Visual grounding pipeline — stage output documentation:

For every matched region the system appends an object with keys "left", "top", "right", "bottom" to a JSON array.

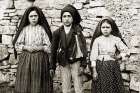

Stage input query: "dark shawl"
[
  {"left": 61, "top": 4, "right": 82, "bottom": 25},
  {"left": 13, "top": 6, "right": 52, "bottom": 58},
  {"left": 13, "top": 6, "right": 52, "bottom": 45},
  {"left": 90, "top": 16, "right": 127, "bottom": 50}
]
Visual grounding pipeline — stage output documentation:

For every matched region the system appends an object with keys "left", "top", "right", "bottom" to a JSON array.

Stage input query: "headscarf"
[
  {"left": 13, "top": 6, "right": 52, "bottom": 59},
  {"left": 90, "top": 16, "right": 127, "bottom": 50},
  {"left": 13, "top": 6, "right": 52, "bottom": 45},
  {"left": 61, "top": 4, "right": 82, "bottom": 25}
]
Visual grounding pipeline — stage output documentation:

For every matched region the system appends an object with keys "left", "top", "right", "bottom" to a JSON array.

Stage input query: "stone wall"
[{"left": 0, "top": 0, "right": 140, "bottom": 92}]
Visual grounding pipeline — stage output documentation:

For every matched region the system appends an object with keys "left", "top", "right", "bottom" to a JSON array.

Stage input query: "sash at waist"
[{"left": 97, "top": 55, "right": 115, "bottom": 61}]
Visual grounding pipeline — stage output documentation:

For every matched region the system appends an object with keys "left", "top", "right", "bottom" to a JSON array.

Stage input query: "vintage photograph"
[{"left": 0, "top": 0, "right": 140, "bottom": 93}]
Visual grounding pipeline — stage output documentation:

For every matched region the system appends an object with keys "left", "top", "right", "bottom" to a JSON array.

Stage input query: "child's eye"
[
  {"left": 102, "top": 27, "right": 105, "bottom": 28},
  {"left": 62, "top": 15, "right": 66, "bottom": 18},
  {"left": 102, "top": 26, "right": 110, "bottom": 28},
  {"left": 29, "top": 15, "right": 33, "bottom": 17},
  {"left": 34, "top": 15, "right": 38, "bottom": 17},
  {"left": 106, "top": 26, "right": 110, "bottom": 28},
  {"left": 63, "top": 15, "right": 72, "bottom": 18},
  {"left": 67, "top": 15, "right": 72, "bottom": 17},
  {"left": 29, "top": 15, "right": 38, "bottom": 17}
]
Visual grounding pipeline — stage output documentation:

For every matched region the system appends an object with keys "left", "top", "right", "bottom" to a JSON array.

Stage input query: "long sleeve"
[
  {"left": 115, "top": 38, "right": 129, "bottom": 58},
  {"left": 42, "top": 29, "right": 51, "bottom": 53},
  {"left": 78, "top": 28, "right": 88, "bottom": 58},
  {"left": 50, "top": 30, "right": 60, "bottom": 70},
  {"left": 90, "top": 39, "right": 99, "bottom": 66},
  {"left": 76, "top": 26, "right": 88, "bottom": 68},
  {"left": 15, "top": 29, "right": 25, "bottom": 54}
]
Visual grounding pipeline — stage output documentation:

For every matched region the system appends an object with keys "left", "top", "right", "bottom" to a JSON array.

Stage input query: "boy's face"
[
  {"left": 28, "top": 10, "right": 39, "bottom": 26},
  {"left": 62, "top": 12, "right": 73, "bottom": 27},
  {"left": 101, "top": 22, "right": 112, "bottom": 37}
]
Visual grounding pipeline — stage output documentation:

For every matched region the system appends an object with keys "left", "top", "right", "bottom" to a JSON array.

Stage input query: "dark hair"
[
  {"left": 61, "top": 4, "right": 82, "bottom": 25},
  {"left": 90, "top": 16, "right": 127, "bottom": 49},
  {"left": 13, "top": 6, "right": 52, "bottom": 45},
  {"left": 13, "top": 6, "right": 52, "bottom": 59}
]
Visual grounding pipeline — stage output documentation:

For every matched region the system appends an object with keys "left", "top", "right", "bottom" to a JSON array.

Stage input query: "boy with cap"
[{"left": 50, "top": 4, "right": 87, "bottom": 93}]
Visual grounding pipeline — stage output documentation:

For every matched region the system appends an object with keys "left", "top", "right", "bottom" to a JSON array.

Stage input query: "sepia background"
[{"left": 0, "top": 0, "right": 140, "bottom": 93}]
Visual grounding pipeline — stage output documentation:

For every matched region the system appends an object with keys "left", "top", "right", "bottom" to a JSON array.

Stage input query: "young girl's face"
[
  {"left": 101, "top": 21, "right": 112, "bottom": 37},
  {"left": 28, "top": 10, "right": 39, "bottom": 26}
]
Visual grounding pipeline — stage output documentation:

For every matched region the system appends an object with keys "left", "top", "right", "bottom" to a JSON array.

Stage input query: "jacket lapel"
[
  {"left": 60, "top": 26, "right": 67, "bottom": 49},
  {"left": 59, "top": 25, "right": 75, "bottom": 48},
  {"left": 67, "top": 25, "right": 75, "bottom": 46}
]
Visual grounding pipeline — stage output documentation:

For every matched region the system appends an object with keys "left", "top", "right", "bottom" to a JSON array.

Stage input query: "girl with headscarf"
[
  {"left": 90, "top": 16, "right": 129, "bottom": 93},
  {"left": 13, "top": 6, "right": 53, "bottom": 93}
]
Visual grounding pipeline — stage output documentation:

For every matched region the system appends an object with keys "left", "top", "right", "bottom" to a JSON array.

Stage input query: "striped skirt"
[
  {"left": 14, "top": 51, "right": 53, "bottom": 93},
  {"left": 92, "top": 60, "right": 125, "bottom": 93}
]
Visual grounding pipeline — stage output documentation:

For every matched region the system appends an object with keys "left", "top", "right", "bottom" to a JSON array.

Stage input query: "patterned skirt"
[
  {"left": 14, "top": 51, "right": 53, "bottom": 93},
  {"left": 92, "top": 60, "right": 125, "bottom": 93}
]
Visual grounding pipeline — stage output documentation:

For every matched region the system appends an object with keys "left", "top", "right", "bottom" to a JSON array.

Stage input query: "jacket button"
[{"left": 69, "top": 57, "right": 73, "bottom": 60}]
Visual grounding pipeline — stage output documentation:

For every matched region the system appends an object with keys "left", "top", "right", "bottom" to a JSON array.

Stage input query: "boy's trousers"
[{"left": 61, "top": 61, "right": 83, "bottom": 93}]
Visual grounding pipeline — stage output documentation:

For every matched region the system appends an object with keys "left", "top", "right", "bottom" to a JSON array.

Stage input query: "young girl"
[
  {"left": 90, "top": 16, "right": 129, "bottom": 93},
  {"left": 13, "top": 6, "right": 53, "bottom": 93}
]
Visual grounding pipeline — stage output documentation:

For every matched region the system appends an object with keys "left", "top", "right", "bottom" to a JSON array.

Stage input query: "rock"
[
  {"left": 9, "top": 54, "right": 18, "bottom": 65},
  {"left": 0, "top": 71, "right": 9, "bottom": 84},
  {"left": 2, "top": 26, "right": 16, "bottom": 34},
  {"left": 5, "top": 0, "right": 15, "bottom": 9},
  {"left": 89, "top": 1, "right": 105, "bottom": 8},
  {"left": 86, "top": 38, "right": 91, "bottom": 51},
  {"left": 76, "top": 0, "right": 88, "bottom": 3},
  {"left": 82, "top": 31, "right": 90, "bottom": 38},
  {"left": 50, "top": 26, "right": 59, "bottom": 32},
  {"left": 78, "top": 9, "right": 89, "bottom": 19},
  {"left": 130, "top": 48, "right": 140, "bottom": 54},
  {"left": 73, "top": 2, "right": 83, "bottom": 10},
  {"left": 34, "top": 0, "right": 54, "bottom": 9},
  {"left": 122, "top": 73, "right": 130, "bottom": 81},
  {"left": 126, "top": 63, "right": 140, "bottom": 73},
  {"left": 83, "top": 28, "right": 94, "bottom": 37},
  {"left": 130, "top": 3, "right": 140, "bottom": 9},
  {"left": 5, "top": 9, "right": 16, "bottom": 13},
  {"left": 130, "top": 36, "right": 140, "bottom": 47},
  {"left": 52, "top": 22, "right": 62, "bottom": 27},
  {"left": 130, "top": 74, "right": 140, "bottom": 91},
  {"left": 80, "top": 21, "right": 95, "bottom": 29},
  {"left": 45, "top": 9, "right": 61, "bottom": 18},
  {"left": 16, "top": 9, "right": 25, "bottom": 16},
  {"left": 53, "top": 0, "right": 74, "bottom": 8},
  {"left": 15, "top": 0, "right": 33, "bottom": 9},
  {"left": 129, "top": 54, "right": 140, "bottom": 62},
  {"left": 120, "top": 62, "right": 125, "bottom": 71},
  {"left": 87, "top": 7, "right": 112, "bottom": 17},
  {"left": 123, "top": 81, "right": 130, "bottom": 86},
  {"left": 0, "top": 19, "right": 10, "bottom": 25},
  {"left": 83, "top": 80, "right": 92, "bottom": 90},
  {"left": 2, "top": 35, "right": 13, "bottom": 44},
  {"left": 11, "top": 65, "right": 17, "bottom": 69},
  {"left": 0, "top": 45, "right": 9, "bottom": 61},
  {"left": 2, "top": 16, "right": 11, "bottom": 20},
  {"left": 0, "top": 65, "right": 10, "bottom": 70},
  {"left": 9, "top": 68, "right": 17, "bottom": 73}
]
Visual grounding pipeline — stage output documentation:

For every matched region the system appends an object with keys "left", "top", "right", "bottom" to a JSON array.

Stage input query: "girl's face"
[
  {"left": 101, "top": 21, "right": 112, "bottom": 37},
  {"left": 62, "top": 12, "right": 73, "bottom": 27},
  {"left": 28, "top": 10, "right": 39, "bottom": 26}
]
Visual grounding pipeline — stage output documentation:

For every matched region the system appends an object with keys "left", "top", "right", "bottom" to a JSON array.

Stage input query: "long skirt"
[
  {"left": 14, "top": 51, "right": 53, "bottom": 93},
  {"left": 92, "top": 60, "right": 125, "bottom": 93}
]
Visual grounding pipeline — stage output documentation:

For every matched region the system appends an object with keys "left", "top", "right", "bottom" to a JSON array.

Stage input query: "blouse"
[
  {"left": 90, "top": 35, "right": 128, "bottom": 66},
  {"left": 15, "top": 25, "right": 51, "bottom": 53}
]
